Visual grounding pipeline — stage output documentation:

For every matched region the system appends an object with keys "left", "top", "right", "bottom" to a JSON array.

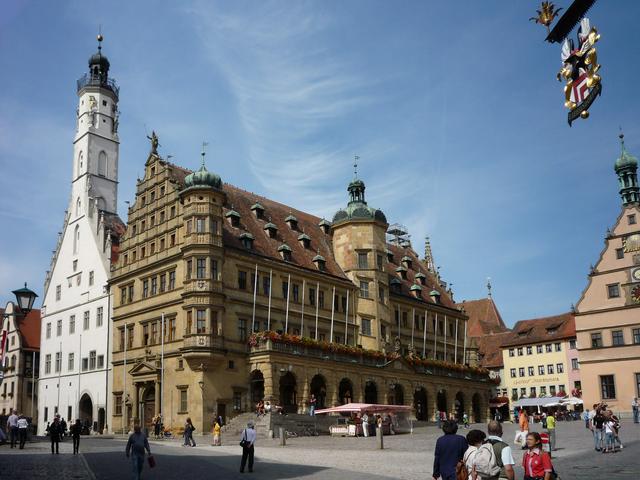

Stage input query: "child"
[{"left": 212, "top": 421, "right": 221, "bottom": 446}]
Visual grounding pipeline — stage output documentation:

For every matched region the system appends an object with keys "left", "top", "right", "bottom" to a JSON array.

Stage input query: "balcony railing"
[
  {"left": 77, "top": 73, "right": 120, "bottom": 98},
  {"left": 182, "top": 334, "right": 225, "bottom": 351},
  {"left": 249, "top": 339, "right": 489, "bottom": 382}
]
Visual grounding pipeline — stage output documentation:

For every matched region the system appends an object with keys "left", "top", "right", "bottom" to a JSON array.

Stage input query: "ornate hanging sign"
[{"left": 530, "top": 0, "right": 602, "bottom": 126}]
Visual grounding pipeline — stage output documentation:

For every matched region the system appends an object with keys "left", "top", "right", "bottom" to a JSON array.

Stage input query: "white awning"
[{"left": 512, "top": 396, "right": 565, "bottom": 408}]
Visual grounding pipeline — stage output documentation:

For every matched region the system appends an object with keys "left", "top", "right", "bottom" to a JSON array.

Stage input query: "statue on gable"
[{"left": 147, "top": 130, "right": 159, "bottom": 155}]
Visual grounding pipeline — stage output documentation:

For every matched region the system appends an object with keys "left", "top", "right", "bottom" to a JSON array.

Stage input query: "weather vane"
[
  {"left": 530, "top": 0, "right": 601, "bottom": 126},
  {"left": 201, "top": 141, "right": 209, "bottom": 166},
  {"left": 353, "top": 155, "right": 359, "bottom": 179}
]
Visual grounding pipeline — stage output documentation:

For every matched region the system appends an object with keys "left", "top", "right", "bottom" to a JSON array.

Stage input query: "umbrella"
[{"left": 560, "top": 396, "right": 583, "bottom": 406}]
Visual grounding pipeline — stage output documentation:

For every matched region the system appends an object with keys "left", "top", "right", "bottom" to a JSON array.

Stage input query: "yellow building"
[
  {"left": 109, "top": 142, "right": 493, "bottom": 434},
  {"left": 501, "top": 313, "right": 577, "bottom": 404},
  {"left": 575, "top": 135, "right": 640, "bottom": 415}
]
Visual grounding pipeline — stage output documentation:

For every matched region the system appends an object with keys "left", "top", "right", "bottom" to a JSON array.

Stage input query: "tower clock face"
[
  {"left": 632, "top": 285, "right": 640, "bottom": 303},
  {"left": 633, "top": 268, "right": 640, "bottom": 282}
]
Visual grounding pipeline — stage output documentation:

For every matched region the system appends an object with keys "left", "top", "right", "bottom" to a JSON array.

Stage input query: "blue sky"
[{"left": 1, "top": 1, "right": 639, "bottom": 326}]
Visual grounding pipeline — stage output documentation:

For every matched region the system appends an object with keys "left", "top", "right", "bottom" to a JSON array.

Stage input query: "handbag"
[
  {"left": 147, "top": 455, "right": 156, "bottom": 468},
  {"left": 239, "top": 430, "right": 247, "bottom": 447},
  {"left": 455, "top": 459, "right": 469, "bottom": 480}
]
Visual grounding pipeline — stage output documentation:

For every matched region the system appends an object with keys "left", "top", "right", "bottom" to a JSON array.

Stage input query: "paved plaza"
[{"left": 1, "top": 420, "right": 638, "bottom": 479}]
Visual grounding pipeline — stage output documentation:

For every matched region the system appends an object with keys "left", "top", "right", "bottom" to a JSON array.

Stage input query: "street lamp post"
[{"left": 0, "top": 283, "right": 38, "bottom": 387}]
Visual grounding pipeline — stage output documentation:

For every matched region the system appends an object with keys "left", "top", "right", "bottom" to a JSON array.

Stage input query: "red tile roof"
[
  {"left": 475, "top": 331, "right": 512, "bottom": 369},
  {"left": 456, "top": 298, "right": 508, "bottom": 337},
  {"left": 17, "top": 309, "right": 41, "bottom": 351},
  {"left": 500, "top": 312, "right": 575, "bottom": 348}
]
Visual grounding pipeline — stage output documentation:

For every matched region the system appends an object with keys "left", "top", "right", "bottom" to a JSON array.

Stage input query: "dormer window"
[
  {"left": 240, "top": 232, "right": 254, "bottom": 250},
  {"left": 225, "top": 208, "right": 241, "bottom": 227},
  {"left": 285, "top": 214, "right": 298, "bottom": 230},
  {"left": 415, "top": 272, "right": 426, "bottom": 285},
  {"left": 313, "top": 253, "right": 326, "bottom": 271},
  {"left": 429, "top": 289, "right": 441, "bottom": 304},
  {"left": 395, "top": 265, "right": 407, "bottom": 280},
  {"left": 278, "top": 244, "right": 292, "bottom": 262},
  {"left": 298, "top": 233, "right": 311, "bottom": 249},
  {"left": 402, "top": 256, "right": 412, "bottom": 269},
  {"left": 251, "top": 202, "right": 265, "bottom": 219},
  {"left": 390, "top": 278, "right": 402, "bottom": 293},
  {"left": 318, "top": 218, "right": 331, "bottom": 234},
  {"left": 264, "top": 221, "right": 278, "bottom": 238},
  {"left": 410, "top": 284, "right": 422, "bottom": 298}
]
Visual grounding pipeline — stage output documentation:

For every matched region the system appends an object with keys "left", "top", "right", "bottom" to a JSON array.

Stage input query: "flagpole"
[
  {"left": 57, "top": 341, "right": 62, "bottom": 413},
  {"left": 301, "top": 279, "right": 306, "bottom": 336},
  {"left": 251, "top": 264, "right": 258, "bottom": 332},
  {"left": 123, "top": 325, "right": 127, "bottom": 434},
  {"left": 463, "top": 319, "right": 467, "bottom": 365},
  {"left": 454, "top": 318, "right": 459, "bottom": 364},
  {"left": 285, "top": 274, "right": 291, "bottom": 333},
  {"left": 433, "top": 313, "right": 437, "bottom": 360},
  {"left": 344, "top": 290, "right": 349, "bottom": 345},
  {"left": 314, "top": 282, "right": 319, "bottom": 339},
  {"left": 422, "top": 309, "right": 427, "bottom": 358},
  {"left": 330, "top": 286, "right": 336, "bottom": 343},
  {"left": 31, "top": 351, "right": 35, "bottom": 420},
  {"left": 444, "top": 315, "right": 447, "bottom": 361},
  {"left": 411, "top": 308, "right": 415, "bottom": 348},
  {"left": 267, "top": 270, "right": 273, "bottom": 330}
]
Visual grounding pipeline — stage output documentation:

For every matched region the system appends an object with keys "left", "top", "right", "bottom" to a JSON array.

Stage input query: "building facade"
[
  {"left": 109, "top": 146, "right": 493, "bottom": 434},
  {"left": 37, "top": 39, "right": 123, "bottom": 434},
  {"left": 575, "top": 135, "right": 640, "bottom": 415},
  {"left": 501, "top": 313, "right": 577, "bottom": 402},
  {"left": 0, "top": 304, "right": 40, "bottom": 421}
]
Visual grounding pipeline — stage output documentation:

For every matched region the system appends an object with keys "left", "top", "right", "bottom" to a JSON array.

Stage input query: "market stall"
[{"left": 315, "top": 403, "right": 413, "bottom": 436}]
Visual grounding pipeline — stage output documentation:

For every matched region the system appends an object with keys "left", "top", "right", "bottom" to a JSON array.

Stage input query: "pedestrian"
[
  {"left": 309, "top": 394, "right": 317, "bottom": 416},
  {"left": 608, "top": 411, "right": 624, "bottom": 450},
  {"left": 632, "top": 398, "right": 639, "bottom": 424},
  {"left": 544, "top": 411, "right": 556, "bottom": 451},
  {"left": 592, "top": 408, "right": 606, "bottom": 451},
  {"left": 7, "top": 409, "right": 19, "bottom": 448},
  {"left": 240, "top": 421, "right": 256, "bottom": 473},
  {"left": 126, "top": 424, "right": 151, "bottom": 480},
  {"left": 183, "top": 417, "right": 196, "bottom": 447},
  {"left": 17, "top": 414, "right": 28, "bottom": 449},
  {"left": 60, "top": 417, "right": 68, "bottom": 440},
  {"left": 583, "top": 409, "right": 590, "bottom": 429},
  {"left": 49, "top": 416, "right": 63, "bottom": 454},
  {"left": 518, "top": 410, "right": 529, "bottom": 449},
  {"left": 212, "top": 420, "right": 221, "bottom": 446},
  {"left": 462, "top": 412, "right": 469, "bottom": 429},
  {"left": 432, "top": 420, "right": 468, "bottom": 480},
  {"left": 362, "top": 412, "right": 369, "bottom": 437},
  {"left": 70, "top": 419, "right": 82, "bottom": 454},
  {"left": 463, "top": 429, "right": 486, "bottom": 480},
  {"left": 522, "top": 432, "right": 554, "bottom": 480}
]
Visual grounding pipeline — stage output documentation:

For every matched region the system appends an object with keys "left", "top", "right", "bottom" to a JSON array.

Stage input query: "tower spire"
[
  {"left": 487, "top": 277, "right": 492, "bottom": 298},
  {"left": 614, "top": 131, "right": 639, "bottom": 206}
]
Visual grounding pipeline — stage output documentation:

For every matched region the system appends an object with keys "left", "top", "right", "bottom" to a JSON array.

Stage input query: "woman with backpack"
[
  {"left": 522, "top": 432, "right": 554, "bottom": 480},
  {"left": 463, "top": 429, "right": 486, "bottom": 479}
]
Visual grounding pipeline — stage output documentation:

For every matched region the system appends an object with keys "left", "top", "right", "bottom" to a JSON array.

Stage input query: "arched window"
[
  {"left": 77, "top": 151, "right": 84, "bottom": 177},
  {"left": 76, "top": 197, "right": 81, "bottom": 216},
  {"left": 98, "top": 151, "right": 107, "bottom": 177},
  {"left": 73, "top": 225, "right": 80, "bottom": 254}
]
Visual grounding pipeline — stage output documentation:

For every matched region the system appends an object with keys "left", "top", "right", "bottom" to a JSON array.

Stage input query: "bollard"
[
  {"left": 376, "top": 426, "right": 384, "bottom": 449},
  {"left": 279, "top": 427, "right": 286, "bottom": 446}
]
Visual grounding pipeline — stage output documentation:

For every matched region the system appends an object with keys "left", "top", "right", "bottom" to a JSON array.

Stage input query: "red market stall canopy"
[{"left": 315, "top": 403, "right": 413, "bottom": 415}]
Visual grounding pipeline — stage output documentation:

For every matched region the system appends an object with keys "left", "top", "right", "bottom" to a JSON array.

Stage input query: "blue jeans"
[
  {"left": 605, "top": 432, "right": 614, "bottom": 450},
  {"left": 309, "top": 406, "right": 315, "bottom": 416},
  {"left": 634, "top": 408, "right": 639, "bottom": 423},
  {"left": 131, "top": 454, "right": 144, "bottom": 480},
  {"left": 594, "top": 429, "right": 603, "bottom": 449}
]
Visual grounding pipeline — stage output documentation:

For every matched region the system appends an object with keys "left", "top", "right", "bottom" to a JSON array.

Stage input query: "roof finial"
[
  {"left": 619, "top": 127, "right": 626, "bottom": 151},
  {"left": 487, "top": 277, "right": 492, "bottom": 298},
  {"left": 97, "top": 25, "right": 103, "bottom": 52},
  {"left": 353, "top": 155, "right": 359, "bottom": 179},
  {"left": 201, "top": 141, "right": 209, "bottom": 167}
]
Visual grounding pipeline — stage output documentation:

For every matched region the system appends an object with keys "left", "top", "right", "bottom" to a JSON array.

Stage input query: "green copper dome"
[
  {"left": 615, "top": 136, "right": 638, "bottom": 170},
  {"left": 184, "top": 163, "right": 222, "bottom": 190},
  {"left": 333, "top": 177, "right": 387, "bottom": 225}
]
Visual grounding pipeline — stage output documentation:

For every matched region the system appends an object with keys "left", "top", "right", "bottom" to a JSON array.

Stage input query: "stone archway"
[
  {"left": 79, "top": 393, "right": 93, "bottom": 433},
  {"left": 365, "top": 381, "right": 378, "bottom": 404},
  {"left": 390, "top": 383, "right": 404, "bottom": 405},
  {"left": 250, "top": 370, "right": 265, "bottom": 404},
  {"left": 437, "top": 389, "right": 447, "bottom": 415},
  {"left": 414, "top": 388, "right": 428, "bottom": 421},
  {"left": 310, "top": 374, "right": 327, "bottom": 409},
  {"left": 279, "top": 372, "right": 297, "bottom": 413},
  {"left": 455, "top": 391, "right": 465, "bottom": 422},
  {"left": 338, "top": 378, "right": 353, "bottom": 405},
  {"left": 472, "top": 393, "right": 482, "bottom": 423}
]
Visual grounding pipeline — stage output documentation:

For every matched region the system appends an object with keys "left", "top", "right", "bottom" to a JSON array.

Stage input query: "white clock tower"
[{"left": 38, "top": 36, "right": 124, "bottom": 435}]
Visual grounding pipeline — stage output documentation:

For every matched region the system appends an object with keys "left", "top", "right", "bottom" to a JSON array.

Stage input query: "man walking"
[
  {"left": 17, "top": 414, "right": 29, "bottom": 449},
  {"left": 70, "top": 419, "right": 82, "bottom": 454},
  {"left": 362, "top": 412, "right": 369, "bottom": 437},
  {"left": 632, "top": 398, "right": 639, "bottom": 424},
  {"left": 592, "top": 408, "right": 606, "bottom": 451},
  {"left": 485, "top": 420, "right": 515, "bottom": 480},
  {"left": 544, "top": 411, "right": 556, "bottom": 451},
  {"left": 309, "top": 394, "right": 317, "bottom": 416},
  {"left": 432, "top": 420, "right": 468, "bottom": 480},
  {"left": 49, "top": 415, "right": 63, "bottom": 454},
  {"left": 126, "top": 424, "right": 151, "bottom": 480},
  {"left": 240, "top": 421, "right": 257, "bottom": 473},
  {"left": 7, "top": 409, "right": 19, "bottom": 448}
]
